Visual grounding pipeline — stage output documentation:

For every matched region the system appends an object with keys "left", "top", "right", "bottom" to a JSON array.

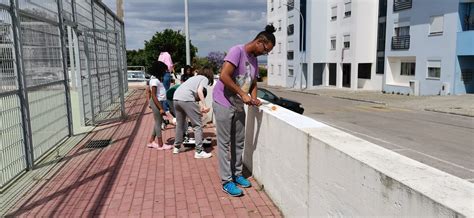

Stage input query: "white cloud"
[{"left": 102, "top": 0, "right": 267, "bottom": 56}]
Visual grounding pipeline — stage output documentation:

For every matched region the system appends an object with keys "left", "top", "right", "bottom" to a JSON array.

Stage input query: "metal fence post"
[
  {"left": 57, "top": 0, "right": 74, "bottom": 137},
  {"left": 90, "top": 2, "right": 103, "bottom": 112},
  {"left": 10, "top": 0, "right": 34, "bottom": 169},
  {"left": 114, "top": 32, "right": 126, "bottom": 117},
  {"left": 83, "top": 33, "right": 96, "bottom": 125}
]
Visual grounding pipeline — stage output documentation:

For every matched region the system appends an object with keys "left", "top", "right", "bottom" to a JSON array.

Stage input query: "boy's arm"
[{"left": 219, "top": 61, "right": 251, "bottom": 104}]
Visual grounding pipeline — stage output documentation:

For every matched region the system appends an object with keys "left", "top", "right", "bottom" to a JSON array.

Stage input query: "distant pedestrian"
[
  {"left": 181, "top": 65, "right": 194, "bottom": 83},
  {"left": 172, "top": 67, "right": 214, "bottom": 159},
  {"left": 147, "top": 60, "right": 173, "bottom": 150},
  {"left": 213, "top": 25, "right": 276, "bottom": 197},
  {"left": 158, "top": 45, "right": 174, "bottom": 89}
]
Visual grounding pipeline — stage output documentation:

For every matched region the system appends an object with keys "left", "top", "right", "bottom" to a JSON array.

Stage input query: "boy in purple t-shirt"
[{"left": 212, "top": 25, "right": 276, "bottom": 197}]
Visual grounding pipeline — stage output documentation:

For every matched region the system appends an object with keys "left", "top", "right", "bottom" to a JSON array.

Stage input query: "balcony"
[
  {"left": 391, "top": 35, "right": 410, "bottom": 50},
  {"left": 457, "top": 31, "right": 474, "bottom": 55},
  {"left": 393, "top": 0, "right": 412, "bottom": 12}
]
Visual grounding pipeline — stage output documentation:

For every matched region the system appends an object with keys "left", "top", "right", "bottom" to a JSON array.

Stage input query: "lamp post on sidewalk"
[
  {"left": 281, "top": 2, "right": 305, "bottom": 90},
  {"left": 184, "top": 0, "right": 191, "bottom": 65}
]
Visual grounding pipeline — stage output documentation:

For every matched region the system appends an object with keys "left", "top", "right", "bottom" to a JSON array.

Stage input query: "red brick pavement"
[{"left": 6, "top": 88, "right": 282, "bottom": 217}]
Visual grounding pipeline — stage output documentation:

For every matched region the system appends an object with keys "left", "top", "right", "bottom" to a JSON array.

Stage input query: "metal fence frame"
[{"left": 0, "top": 0, "right": 127, "bottom": 190}]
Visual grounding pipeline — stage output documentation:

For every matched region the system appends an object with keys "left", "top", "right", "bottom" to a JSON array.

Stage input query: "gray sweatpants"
[
  {"left": 149, "top": 99, "right": 163, "bottom": 137},
  {"left": 173, "top": 100, "right": 204, "bottom": 152},
  {"left": 213, "top": 101, "right": 246, "bottom": 185}
]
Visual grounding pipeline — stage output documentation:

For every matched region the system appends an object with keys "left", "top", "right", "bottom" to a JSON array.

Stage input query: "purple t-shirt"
[{"left": 213, "top": 45, "right": 258, "bottom": 108}]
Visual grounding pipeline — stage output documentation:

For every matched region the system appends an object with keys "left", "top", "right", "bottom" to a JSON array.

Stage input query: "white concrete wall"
[{"left": 243, "top": 102, "right": 474, "bottom": 217}]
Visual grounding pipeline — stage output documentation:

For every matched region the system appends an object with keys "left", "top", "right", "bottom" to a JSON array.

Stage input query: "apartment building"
[
  {"left": 455, "top": 1, "right": 474, "bottom": 94},
  {"left": 268, "top": 0, "right": 473, "bottom": 95},
  {"left": 267, "top": 0, "right": 300, "bottom": 87},
  {"left": 267, "top": 0, "right": 382, "bottom": 90},
  {"left": 384, "top": 0, "right": 462, "bottom": 95}
]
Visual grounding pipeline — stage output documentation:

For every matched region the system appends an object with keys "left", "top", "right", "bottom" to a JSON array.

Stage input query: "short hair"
[{"left": 198, "top": 66, "right": 214, "bottom": 86}]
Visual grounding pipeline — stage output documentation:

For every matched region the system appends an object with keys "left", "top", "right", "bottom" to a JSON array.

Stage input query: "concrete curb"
[
  {"left": 331, "top": 96, "right": 387, "bottom": 105},
  {"left": 424, "top": 108, "right": 474, "bottom": 118}
]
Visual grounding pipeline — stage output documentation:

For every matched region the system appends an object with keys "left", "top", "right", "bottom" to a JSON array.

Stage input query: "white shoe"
[
  {"left": 194, "top": 151, "right": 212, "bottom": 159},
  {"left": 173, "top": 147, "right": 180, "bottom": 154}
]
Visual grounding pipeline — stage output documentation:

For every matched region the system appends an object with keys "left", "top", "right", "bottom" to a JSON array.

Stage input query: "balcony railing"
[
  {"left": 393, "top": 0, "right": 412, "bottom": 11},
  {"left": 391, "top": 35, "right": 410, "bottom": 50}
]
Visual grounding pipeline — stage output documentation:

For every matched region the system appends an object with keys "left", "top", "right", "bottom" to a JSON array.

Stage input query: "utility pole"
[
  {"left": 184, "top": 0, "right": 191, "bottom": 65},
  {"left": 116, "top": 0, "right": 124, "bottom": 21}
]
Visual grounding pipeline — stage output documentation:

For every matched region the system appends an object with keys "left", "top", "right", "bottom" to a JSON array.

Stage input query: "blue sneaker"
[
  {"left": 222, "top": 182, "right": 243, "bottom": 197},
  {"left": 234, "top": 176, "right": 252, "bottom": 188}
]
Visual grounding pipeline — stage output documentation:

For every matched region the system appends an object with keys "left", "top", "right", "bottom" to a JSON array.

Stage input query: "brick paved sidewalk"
[{"left": 5, "top": 88, "right": 281, "bottom": 217}]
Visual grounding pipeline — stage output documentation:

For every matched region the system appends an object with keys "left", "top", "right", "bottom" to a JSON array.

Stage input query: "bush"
[{"left": 258, "top": 67, "right": 267, "bottom": 82}]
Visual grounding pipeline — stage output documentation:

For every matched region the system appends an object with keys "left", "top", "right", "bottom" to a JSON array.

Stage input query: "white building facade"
[
  {"left": 383, "top": 0, "right": 460, "bottom": 96},
  {"left": 267, "top": 0, "right": 382, "bottom": 91},
  {"left": 267, "top": 0, "right": 289, "bottom": 87}
]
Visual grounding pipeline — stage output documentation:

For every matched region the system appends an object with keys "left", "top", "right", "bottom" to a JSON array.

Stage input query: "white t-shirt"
[{"left": 149, "top": 77, "right": 166, "bottom": 101}]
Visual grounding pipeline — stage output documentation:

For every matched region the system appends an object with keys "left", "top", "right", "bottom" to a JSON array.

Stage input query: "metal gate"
[{"left": 0, "top": 0, "right": 127, "bottom": 190}]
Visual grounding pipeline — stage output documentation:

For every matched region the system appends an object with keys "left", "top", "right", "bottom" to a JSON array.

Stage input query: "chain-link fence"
[{"left": 0, "top": 0, "right": 127, "bottom": 190}]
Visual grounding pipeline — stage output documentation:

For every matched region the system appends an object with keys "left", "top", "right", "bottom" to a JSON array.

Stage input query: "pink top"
[{"left": 158, "top": 52, "right": 173, "bottom": 72}]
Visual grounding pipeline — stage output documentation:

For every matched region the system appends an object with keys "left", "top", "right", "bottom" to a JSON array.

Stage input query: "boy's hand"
[
  {"left": 159, "top": 109, "right": 165, "bottom": 115},
  {"left": 201, "top": 106, "right": 210, "bottom": 114},
  {"left": 251, "top": 98, "right": 262, "bottom": 106}
]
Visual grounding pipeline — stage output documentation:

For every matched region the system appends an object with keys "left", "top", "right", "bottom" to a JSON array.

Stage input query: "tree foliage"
[
  {"left": 126, "top": 49, "right": 146, "bottom": 67},
  {"left": 142, "top": 29, "right": 198, "bottom": 74},
  {"left": 192, "top": 56, "right": 210, "bottom": 72},
  {"left": 206, "top": 51, "right": 226, "bottom": 74}
]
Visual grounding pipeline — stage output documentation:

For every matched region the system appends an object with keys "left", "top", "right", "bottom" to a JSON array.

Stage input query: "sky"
[{"left": 102, "top": 0, "right": 268, "bottom": 57}]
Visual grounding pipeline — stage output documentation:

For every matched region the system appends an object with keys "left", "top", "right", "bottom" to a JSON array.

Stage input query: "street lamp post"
[
  {"left": 281, "top": 2, "right": 305, "bottom": 90},
  {"left": 184, "top": 0, "right": 191, "bottom": 65}
]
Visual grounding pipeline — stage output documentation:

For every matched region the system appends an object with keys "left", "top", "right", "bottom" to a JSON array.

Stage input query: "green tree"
[
  {"left": 192, "top": 56, "right": 210, "bottom": 72},
  {"left": 126, "top": 49, "right": 146, "bottom": 67},
  {"left": 143, "top": 29, "right": 198, "bottom": 74}
]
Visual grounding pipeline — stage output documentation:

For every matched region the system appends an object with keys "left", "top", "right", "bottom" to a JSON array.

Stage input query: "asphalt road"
[{"left": 264, "top": 86, "right": 474, "bottom": 182}]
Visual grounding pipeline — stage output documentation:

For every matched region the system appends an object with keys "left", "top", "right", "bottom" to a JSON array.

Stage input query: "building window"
[
  {"left": 377, "top": 22, "right": 386, "bottom": 51},
  {"left": 392, "top": 26, "right": 410, "bottom": 50},
  {"left": 288, "top": 69, "right": 294, "bottom": 77},
  {"left": 270, "top": 0, "right": 274, "bottom": 11},
  {"left": 376, "top": 57, "right": 385, "bottom": 74},
  {"left": 427, "top": 60, "right": 441, "bottom": 79},
  {"left": 288, "top": 24, "right": 294, "bottom": 35},
  {"left": 461, "top": 3, "right": 474, "bottom": 31},
  {"left": 330, "top": 36, "right": 336, "bottom": 50},
  {"left": 278, "top": 65, "right": 281, "bottom": 75},
  {"left": 278, "top": 42, "right": 282, "bottom": 53},
  {"left": 358, "top": 63, "right": 372, "bottom": 79},
  {"left": 393, "top": 0, "right": 412, "bottom": 12},
  {"left": 287, "top": 51, "right": 294, "bottom": 60},
  {"left": 400, "top": 62, "right": 415, "bottom": 76},
  {"left": 331, "top": 6, "right": 337, "bottom": 20},
  {"left": 270, "top": 64, "right": 274, "bottom": 75},
  {"left": 278, "top": 20, "right": 282, "bottom": 31},
  {"left": 344, "top": 0, "right": 352, "bottom": 17},
  {"left": 287, "top": 0, "right": 294, "bottom": 11},
  {"left": 343, "top": 34, "right": 350, "bottom": 49},
  {"left": 279, "top": 0, "right": 282, "bottom": 8},
  {"left": 429, "top": 16, "right": 444, "bottom": 35},
  {"left": 379, "top": 0, "right": 387, "bottom": 17}
]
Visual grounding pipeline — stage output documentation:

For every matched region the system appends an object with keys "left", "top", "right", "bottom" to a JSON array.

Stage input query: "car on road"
[
  {"left": 257, "top": 88, "right": 304, "bottom": 114},
  {"left": 127, "top": 66, "right": 148, "bottom": 82}
]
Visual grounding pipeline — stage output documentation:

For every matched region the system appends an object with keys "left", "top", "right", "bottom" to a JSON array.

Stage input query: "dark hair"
[
  {"left": 148, "top": 61, "right": 168, "bottom": 79},
  {"left": 184, "top": 65, "right": 193, "bottom": 74},
  {"left": 254, "top": 24, "right": 276, "bottom": 45},
  {"left": 198, "top": 66, "right": 214, "bottom": 86}
]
